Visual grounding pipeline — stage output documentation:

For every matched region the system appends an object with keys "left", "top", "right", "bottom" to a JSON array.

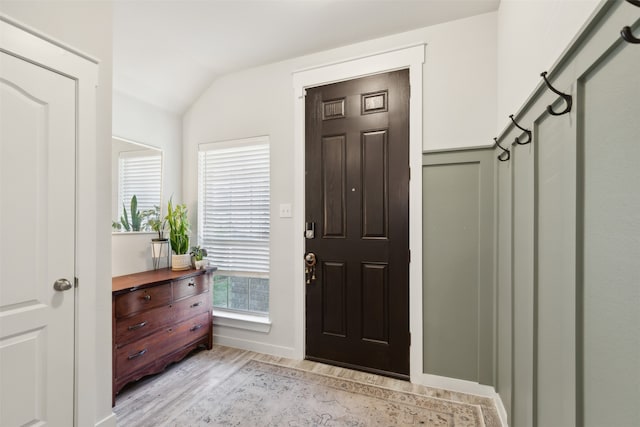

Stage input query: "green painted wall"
[
  {"left": 494, "top": 3, "right": 640, "bottom": 425},
  {"left": 422, "top": 149, "right": 495, "bottom": 385}
]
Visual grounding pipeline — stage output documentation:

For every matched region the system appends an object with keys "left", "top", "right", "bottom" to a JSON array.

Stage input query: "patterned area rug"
[{"left": 171, "top": 360, "right": 487, "bottom": 426}]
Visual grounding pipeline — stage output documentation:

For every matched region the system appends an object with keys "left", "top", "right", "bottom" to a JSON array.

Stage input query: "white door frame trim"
[
  {"left": 0, "top": 16, "right": 113, "bottom": 427},
  {"left": 292, "top": 44, "right": 425, "bottom": 382}
]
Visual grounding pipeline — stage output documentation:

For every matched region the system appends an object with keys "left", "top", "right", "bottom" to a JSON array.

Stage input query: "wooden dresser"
[{"left": 112, "top": 267, "right": 215, "bottom": 404}]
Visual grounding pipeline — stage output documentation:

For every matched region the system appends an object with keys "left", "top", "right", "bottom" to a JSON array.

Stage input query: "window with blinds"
[
  {"left": 198, "top": 136, "right": 270, "bottom": 315},
  {"left": 118, "top": 151, "right": 162, "bottom": 229}
]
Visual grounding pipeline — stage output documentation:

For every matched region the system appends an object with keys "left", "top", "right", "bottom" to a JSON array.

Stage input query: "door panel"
[
  {"left": 322, "top": 262, "right": 347, "bottom": 336},
  {"left": 361, "top": 130, "right": 388, "bottom": 238},
  {"left": 0, "top": 51, "right": 76, "bottom": 426},
  {"left": 321, "top": 135, "right": 346, "bottom": 237},
  {"left": 305, "top": 70, "right": 409, "bottom": 377},
  {"left": 361, "top": 263, "right": 388, "bottom": 343}
]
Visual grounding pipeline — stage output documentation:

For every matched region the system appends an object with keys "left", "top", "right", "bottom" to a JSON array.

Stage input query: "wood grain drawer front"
[
  {"left": 172, "top": 292, "right": 210, "bottom": 320},
  {"left": 114, "top": 284, "right": 172, "bottom": 318},
  {"left": 115, "top": 312, "right": 210, "bottom": 379},
  {"left": 115, "top": 304, "right": 173, "bottom": 346},
  {"left": 173, "top": 274, "right": 209, "bottom": 301},
  {"left": 115, "top": 293, "right": 210, "bottom": 345}
]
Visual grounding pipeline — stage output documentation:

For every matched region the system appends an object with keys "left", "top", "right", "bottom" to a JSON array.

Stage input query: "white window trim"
[
  {"left": 199, "top": 135, "right": 269, "bottom": 152},
  {"left": 212, "top": 309, "right": 272, "bottom": 333}
]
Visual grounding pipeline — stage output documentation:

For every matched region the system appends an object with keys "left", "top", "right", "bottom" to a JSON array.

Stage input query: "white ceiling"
[{"left": 113, "top": 0, "right": 500, "bottom": 114}]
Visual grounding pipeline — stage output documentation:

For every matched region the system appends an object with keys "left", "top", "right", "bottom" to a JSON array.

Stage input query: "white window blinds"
[
  {"left": 118, "top": 152, "right": 162, "bottom": 214},
  {"left": 198, "top": 138, "right": 270, "bottom": 274}
]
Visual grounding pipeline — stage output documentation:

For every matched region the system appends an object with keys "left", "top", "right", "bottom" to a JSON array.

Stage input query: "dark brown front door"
[{"left": 305, "top": 70, "right": 410, "bottom": 378}]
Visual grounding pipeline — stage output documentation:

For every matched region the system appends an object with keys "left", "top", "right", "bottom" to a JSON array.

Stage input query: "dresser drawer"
[
  {"left": 115, "top": 292, "right": 210, "bottom": 346},
  {"left": 173, "top": 274, "right": 209, "bottom": 301},
  {"left": 115, "top": 312, "right": 210, "bottom": 379},
  {"left": 114, "top": 283, "right": 172, "bottom": 318},
  {"left": 172, "top": 292, "right": 210, "bottom": 320},
  {"left": 115, "top": 304, "right": 171, "bottom": 346}
]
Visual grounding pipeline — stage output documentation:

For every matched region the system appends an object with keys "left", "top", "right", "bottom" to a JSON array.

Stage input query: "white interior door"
[{"left": 0, "top": 50, "right": 76, "bottom": 426}]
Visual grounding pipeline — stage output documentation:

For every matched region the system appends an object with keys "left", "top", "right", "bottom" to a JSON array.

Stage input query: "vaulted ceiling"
[{"left": 113, "top": 0, "right": 500, "bottom": 114}]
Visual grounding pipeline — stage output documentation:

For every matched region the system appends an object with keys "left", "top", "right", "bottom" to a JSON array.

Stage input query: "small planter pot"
[
  {"left": 171, "top": 253, "right": 191, "bottom": 271},
  {"left": 194, "top": 259, "right": 208, "bottom": 270}
]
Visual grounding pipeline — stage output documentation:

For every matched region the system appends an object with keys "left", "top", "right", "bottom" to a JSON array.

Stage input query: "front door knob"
[
  {"left": 53, "top": 278, "right": 72, "bottom": 291},
  {"left": 304, "top": 253, "right": 317, "bottom": 285}
]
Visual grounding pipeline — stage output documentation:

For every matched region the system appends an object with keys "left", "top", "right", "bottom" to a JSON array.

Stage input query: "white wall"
[
  {"left": 497, "top": 0, "right": 601, "bottom": 126},
  {"left": 183, "top": 12, "right": 497, "bottom": 357},
  {"left": 112, "top": 91, "right": 182, "bottom": 276},
  {"left": 0, "top": 1, "right": 114, "bottom": 426}
]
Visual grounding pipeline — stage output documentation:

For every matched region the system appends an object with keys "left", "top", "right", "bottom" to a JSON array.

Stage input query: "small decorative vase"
[{"left": 171, "top": 253, "right": 191, "bottom": 271}]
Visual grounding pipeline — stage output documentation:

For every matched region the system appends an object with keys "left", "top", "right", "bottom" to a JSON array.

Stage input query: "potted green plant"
[
  {"left": 120, "top": 195, "right": 142, "bottom": 231},
  {"left": 165, "top": 198, "right": 191, "bottom": 270},
  {"left": 142, "top": 205, "right": 169, "bottom": 269},
  {"left": 142, "top": 205, "right": 167, "bottom": 240},
  {"left": 190, "top": 245, "right": 208, "bottom": 270}
]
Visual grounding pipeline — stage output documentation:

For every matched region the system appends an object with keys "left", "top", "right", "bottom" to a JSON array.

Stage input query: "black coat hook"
[
  {"left": 494, "top": 137, "right": 510, "bottom": 162},
  {"left": 621, "top": 0, "right": 640, "bottom": 43},
  {"left": 540, "top": 71, "right": 572, "bottom": 116},
  {"left": 621, "top": 26, "right": 640, "bottom": 43},
  {"left": 509, "top": 114, "right": 532, "bottom": 145}
]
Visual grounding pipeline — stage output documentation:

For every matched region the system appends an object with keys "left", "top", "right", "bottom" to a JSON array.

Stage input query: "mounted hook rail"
[
  {"left": 621, "top": 0, "right": 640, "bottom": 43},
  {"left": 509, "top": 114, "right": 532, "bottom": 145},
  {"left": 494, "top": 137, "right": 510, "bottom": 162},
  {"left": 541, "top": 71, "right": 572, "bottom": 116}
]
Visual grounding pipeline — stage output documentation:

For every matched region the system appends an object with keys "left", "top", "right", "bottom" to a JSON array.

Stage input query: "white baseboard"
[
  {"left": 412, "top": 372, "right": 497, "bottom": 397},
  {"left": 213, "top": 334, "right": 298, "bottom": 359},
  {"left": 94, "top": 413, "right": 116, "bottom": 427},
  {"left": 494, "top": 392, "right": 509, "bottom": 427},
  {"left": 412, "top": 373, "right": 508, "bottom": 426}
]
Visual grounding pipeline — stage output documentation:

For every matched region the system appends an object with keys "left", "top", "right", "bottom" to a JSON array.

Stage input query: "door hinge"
[
  {"left": 408, "top": 249, "right": 411, "bottom": 263},
  {"left": 74, "top": 277, "right": 79, "bottom": 288},
  {"left": 409, "top": 332, "right": 411, "bottom": 346},
  {"left": 408, "top": 166, "right": 411, "bottom": 181}
]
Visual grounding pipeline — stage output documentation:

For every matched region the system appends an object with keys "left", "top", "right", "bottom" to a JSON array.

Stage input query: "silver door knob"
[{"left": 53, "top": 278, "right": 72, "bottom": 291}]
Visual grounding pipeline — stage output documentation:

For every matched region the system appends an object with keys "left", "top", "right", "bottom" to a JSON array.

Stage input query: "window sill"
[{"left": 212, "top": 310, "right": 272, "bottom": 333}]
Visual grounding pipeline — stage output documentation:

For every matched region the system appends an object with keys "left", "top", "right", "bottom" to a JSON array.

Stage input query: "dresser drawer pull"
[
  {"left": 143, "top": 294, "right": 151, "bottom": 301},
  {"left": 187, "top": 281, "right": 195, "bottom": 287},
  {"left": 190, "top": 301, "right": 202, "bottom": 308},
  {"left": 127, "top": 321, "right": 147, "bottom": 331},
  {"left": 127, "top": 349, "right": 148, "bottom": 360},
  {"left": 190, "top": 324, "right": 203, "bottom": 332}
]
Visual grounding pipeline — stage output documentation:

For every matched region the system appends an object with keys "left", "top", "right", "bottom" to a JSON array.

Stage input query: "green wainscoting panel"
[
  {"left": 496, "top": 157, "right": 513, "bottom": 418},
  {"left": 491, "top": 3, "right": 639, "bottom": 426},
  {"left": 512, "top": 141, "right": 535, "bottom": 427},
  {"left": 535, "top": 108, "right": 577, "bottom": 427},
  {"left": 422, "top": 149, "right": 495, "bottom": 385},
  {"left": 581, "top": 42, "right": 640, "bottom": 427}
]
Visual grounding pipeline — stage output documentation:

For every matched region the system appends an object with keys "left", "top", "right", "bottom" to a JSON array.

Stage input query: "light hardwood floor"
[{"left": 114, "top": 344, "right": 501, "bottom": 426}]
